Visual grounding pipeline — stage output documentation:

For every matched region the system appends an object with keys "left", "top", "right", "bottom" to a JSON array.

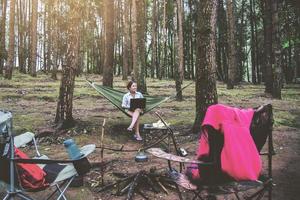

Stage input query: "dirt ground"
[{"left": 0, "top": 74, "right": 299, "bottom": 199}]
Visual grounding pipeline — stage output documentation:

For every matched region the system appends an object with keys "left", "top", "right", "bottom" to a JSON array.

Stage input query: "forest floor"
[{"left": 0, "top": 72, "right": 299, "bottom": 200}]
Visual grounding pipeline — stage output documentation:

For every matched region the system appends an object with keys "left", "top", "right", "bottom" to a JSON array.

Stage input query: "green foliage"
[{"left": 282, "top": 38, "right": 300, "bottom": 49}]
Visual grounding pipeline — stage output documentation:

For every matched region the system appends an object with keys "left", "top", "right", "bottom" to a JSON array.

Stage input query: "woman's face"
[{"left": 129, "top": 83, "right": 137, "bottom": 93}]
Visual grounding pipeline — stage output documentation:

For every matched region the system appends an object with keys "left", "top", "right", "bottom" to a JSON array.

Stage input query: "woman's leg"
[
  {"left": 128, "top": 109, "right": 141, "bottom": 130},
  {"left": 134, "top": 117, "right": 141, "bottom": 139}
]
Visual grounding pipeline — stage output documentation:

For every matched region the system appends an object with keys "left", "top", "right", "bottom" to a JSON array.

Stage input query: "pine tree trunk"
[
  {"left": 99, "top": 22, "right": 105, "bottom": 74},
  {"left": 295, "top": 45, "right": 300, "bottom": 80},
  {"left": 161, "top": 0, "right": 167, "bottom": 80},
  {"left": 217, "top": 0, "right": 228, "bottom": 82},
  {"left": 254, "top": 0, "right": 260, "bottom": 84},
  {"left": 216, "top": 0, "right": 223, "bottom": 81},
  {"left": 123, "top": 0, "right": 129, "bottom": 80},
  {"left": 250, "top": 0, "right": 257, "bottom": 84},
  {"left": 4, "top": 0, "right": 15, "bottom": 79},
  {"left": 264, "top": 0, "right": 273, "bottom": 94},
  {"left": 30, "top": 0, "right": 38, "bottom": 77},
  {"left": 192, "top": 0, "right": 218, "bottom": 133},
  {"left": 226, "top": 0, "right": 238, "bottom": 89},
  {"left": 271, "top": 0, "right": 282, "bottom": 99},
  {"left": 17, "top": 0, "right": 26, "bottom": 73},
  {"left": 177, "top": 0, "right": 184, "bottom": 82},
  {"left": 42, "top": 1, "right": 46, "bottom": 72},
  {"left": 55, "top": 0, "right": 81, "bottom": 128},
  {"left": 131, "top": 0, "right": 147, "bottom": 93},
  {"left": 131, "top": 0, "right": 138, "bottom": 81},
  {"left": 0, "top": 0, "right": 7, "bottom": 74},
  {"left": 151, "top": 0, "right": 157, "bottom": 79},
  {"left": 137, "top": 0, "right": 147, "bottom": 93},
  {"left": 169, "top": 28, "right": 174, "bottom": 79},
  {"left": 295, "top": 9, "right": 300, "bottom": 81},
  {"left": 51, "top": 0, "right": 58, "bottom": 80},
  {"left": 45, "top": 0, "right": 52, "bottom": 73},
  {"left": 102, "top": 0, "right": 114, "bottom": 87},
  {"left": 185, "top": 1, "right": 191, "bottom": 80},
  {"left": 174, "top": 0, "right": 183, "bottom": 101},
  {"left": 27, "top": 0, "right": 32, "bottom": 74},
  {"left": 236, "top": 0, "right": 246, "bottom": 83}
]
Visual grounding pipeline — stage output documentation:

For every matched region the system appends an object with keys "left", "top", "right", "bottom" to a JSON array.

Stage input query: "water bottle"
[{"left": 63, "top": 139, "right": 83, "bottom": 160}]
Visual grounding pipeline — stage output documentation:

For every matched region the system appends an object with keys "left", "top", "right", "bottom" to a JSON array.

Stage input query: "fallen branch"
[
  {"left": 127, "top": 171, "right": 144, "bottom": 200},
  {"left": 95, "top": 174, "right": 135, "bottom": 193},
  {"left": 100, "top": 119, "right": 106, "bottom": 185}
]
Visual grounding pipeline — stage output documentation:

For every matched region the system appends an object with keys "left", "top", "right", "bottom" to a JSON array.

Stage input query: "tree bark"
[
  {"left": 123, "top": 0, "right": 129, "bottom": 80},
  {"left": 4, "top": 0, "right": 15, "bottom": 79},
  {"left": 151, "top": 0, "right": 157, "bottom": 79},
  {"left": 250, "top": 0, "right": 257, "bottom": 84},
  {"left": 131, "top": 0, "right": 147, "bottom": 93},
  {"left": 254, "top": 0, "right": 260, "bottom": 84},
  {"left": 192, "top": 0, "right": 218, "bottom": 133},
  {"left": 216, "top": 0, "right": 228, "bottom": 82},
  {"left": 271, "top": 0, "right": 282, "bottom": 99},
  {"left": 226, "top": 0, "right": 238, "bottom": 89},
  {"left": 102, "top": 0, "right": 114, "bottom": 87},
  {"left": 131, "top": 0, "right": 137, "bottom": 81},
  {"left": 177, "top": 0, "right": 184, "bottom": 82},
  {"left": 45, "top": 0, "right": 52, "bottom": 73},
  {"left": 264, "top": 0, "right": 273, "bottom": 94},
  {"left": 174, "top": 0, "right": 183, "bottom": 101},
  {"left": 0, "top": 0, "right": 7, "bottom": 75},
  {"left": 236, "top": 0, "right": 246, "bottom": 83},
  {"left": 55, "top": 0, "right": 81, "bottom": 128},
  {"left": 51, "top": 0, "right": 59, "bottom": 80},
  {"left": 30, "top": 0, "right": 38, "bottom": 77},
  {"left": 161, "top": 0, "right": 167, "bottom": 80}
]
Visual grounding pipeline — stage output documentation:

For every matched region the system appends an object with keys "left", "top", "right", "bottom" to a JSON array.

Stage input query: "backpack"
[{"left": 14, "top": 148, "right": 49, "bottom": 190}]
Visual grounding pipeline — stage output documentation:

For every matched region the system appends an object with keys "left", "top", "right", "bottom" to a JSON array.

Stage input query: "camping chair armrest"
[
  {"left": 146, "top": 148, "right": 210, "bottom": 164},
  {"left": 13, "top": 157, "right": 91, "bottom": 176},
  {"left": 13, "top": 144, "right": 95, "bottom": 176},
  {"left": 14, "top": 132, "right": 41, "bottom": 157},
  {"left": 12, "top": 156, "right": 84, "bottom": 165},
  {"left": 260, "top": 151, "right": 276, "bottom": 156},
  {"left": 12, "top": 144, "right": 96, "bottom": 164}
]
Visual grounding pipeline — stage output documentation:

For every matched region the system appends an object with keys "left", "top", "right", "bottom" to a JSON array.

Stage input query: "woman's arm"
[{"left": 122, "top": 93, "right": 130, "bottom": 108}]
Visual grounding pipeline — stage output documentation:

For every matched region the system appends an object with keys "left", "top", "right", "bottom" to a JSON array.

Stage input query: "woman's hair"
[{"left": 127, "top": 80, "right": 136, "bottom": 90}]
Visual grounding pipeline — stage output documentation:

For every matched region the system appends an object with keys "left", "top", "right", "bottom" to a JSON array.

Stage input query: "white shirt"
[{"left": 122, "top": 92, "right": 144, "bottom": 109}]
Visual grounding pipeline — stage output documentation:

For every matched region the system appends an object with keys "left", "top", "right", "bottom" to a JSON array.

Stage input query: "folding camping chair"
[
  {"left": 0, "top": 110, "right": 95, "bottom": 200},
  {"left": 148, "top": 104, "right": 275, "bottom": 200}
]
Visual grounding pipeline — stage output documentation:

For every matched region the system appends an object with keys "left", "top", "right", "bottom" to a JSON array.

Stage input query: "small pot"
[{"left": 135, "top": 151, "right": 148, "bottom": 162}]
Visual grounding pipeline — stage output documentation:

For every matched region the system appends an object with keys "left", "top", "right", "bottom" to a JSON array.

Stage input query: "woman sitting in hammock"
[{"left": 122, "top": 81, "right": 143, "bottom": 141}]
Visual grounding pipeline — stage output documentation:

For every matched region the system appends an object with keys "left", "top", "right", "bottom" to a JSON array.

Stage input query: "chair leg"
[
  {"left": 234, "top": 192, "right": 241, "bottom": 200},
  {"left": 246, "top": 180, "right": 272, "bottom": 200},
  {"left": 46, "top": 176, "right": 75, "bottom": 200},
  {"left": 56, "top": 184, "right": 68, "bottom": 200},
  {"left": 56, "top": 176, "right": 75, "bottom": 200},
  {"left": 3, "top": 190, "right": 34, "bottom": 200},
  {"left": 3, "top": 194, "right": 9, "bottom": 200},
  {"left": 16, "top": 192, "right": 35, "bottom": 200},
  {"left": 174, "top": 183, "right": 183, "bottom": 200},
  {"left": 191, "top": 190, "right": 203, "bottom": 200},
  {"left": 46, "top": 183, "right": 65, "bottom": 200}
]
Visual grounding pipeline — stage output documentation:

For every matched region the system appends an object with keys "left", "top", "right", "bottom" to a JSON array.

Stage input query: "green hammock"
[{"left": 87, "top": 80, "right": 191, "bottom": 117}]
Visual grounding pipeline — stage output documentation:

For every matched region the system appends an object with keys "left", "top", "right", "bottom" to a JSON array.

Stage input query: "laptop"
[{"left": 130, "top": 98, "right": 146, "bottom": 111}]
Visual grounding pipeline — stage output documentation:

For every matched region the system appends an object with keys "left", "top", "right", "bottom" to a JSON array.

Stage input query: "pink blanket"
[{"left": 195, "top": 104, "right": 261, "bottom": 181}]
